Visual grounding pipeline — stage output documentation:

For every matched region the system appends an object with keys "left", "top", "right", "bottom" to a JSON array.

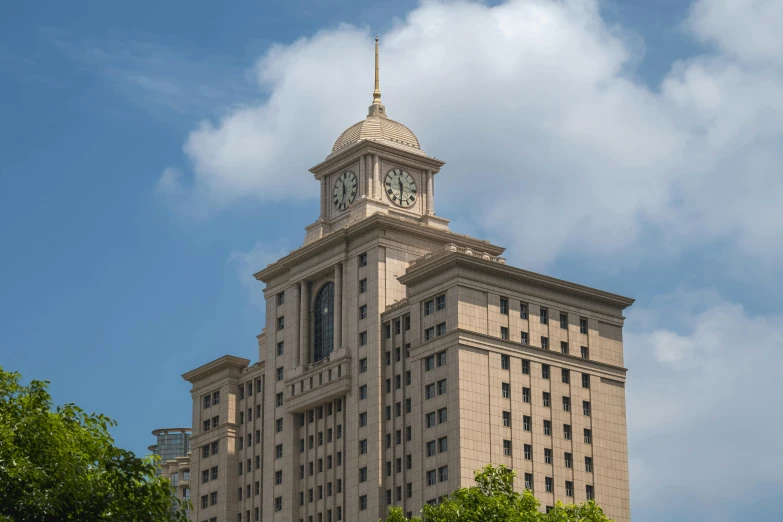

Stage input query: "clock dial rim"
[
  {"left": 332, "top": 170, "right": 358, "bottom": 210},
  {"left": 384, "top": 168, "right": 417, "bottom": 208}
]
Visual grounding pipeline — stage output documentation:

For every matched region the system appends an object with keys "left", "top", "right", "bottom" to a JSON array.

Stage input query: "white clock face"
[
  {"left": 333, "top": 171, "right": 357, "bottom": 211},
  {"left": 384, "top": 169, "right": 417, "bottom": 208}
]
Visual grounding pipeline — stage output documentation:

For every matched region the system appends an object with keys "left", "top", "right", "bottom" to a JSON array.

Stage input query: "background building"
[
  {"left": 181, "top": 40, "right": 633, "bottom": 522},
  {"left": 150, "top": 427, "right": 192, "bottom": 511}
]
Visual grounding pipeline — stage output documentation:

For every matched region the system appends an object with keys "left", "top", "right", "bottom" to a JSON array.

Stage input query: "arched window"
[{"left": 313, "top": 282, "right": 335, "bottom": 362}]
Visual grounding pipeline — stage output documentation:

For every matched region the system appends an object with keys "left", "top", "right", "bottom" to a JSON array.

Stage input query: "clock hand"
[{"left": 398, "top": 179, "right": 403, "bottom": 198}]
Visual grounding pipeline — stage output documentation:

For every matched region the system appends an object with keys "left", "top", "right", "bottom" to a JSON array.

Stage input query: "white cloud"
[
  {"left": 626, "top": 290, "right": 783, "bottom": 520},
  {"left": 159, "top": 0, "right": 783, "bottom": 274},
  {"left": 228, "top": 240, "right": 292, "bottom": 308}
]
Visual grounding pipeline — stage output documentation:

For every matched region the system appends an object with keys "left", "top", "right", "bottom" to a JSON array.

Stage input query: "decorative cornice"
[
  {"left": 254, "top": 213, "right": 504, "bottom": 284},
  {"left": 310, "top": 140, "right": 445, "bottom": 178},
  {"left": 398, "top": 251, "right": 634, "bottom": 310},
  {"left": 181, "top": 355, "right": 251, "bottom": 384}
]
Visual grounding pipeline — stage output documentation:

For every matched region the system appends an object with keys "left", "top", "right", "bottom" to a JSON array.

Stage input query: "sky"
[{"left": 1, "top": 0, "right": 782, "bottom": 520}]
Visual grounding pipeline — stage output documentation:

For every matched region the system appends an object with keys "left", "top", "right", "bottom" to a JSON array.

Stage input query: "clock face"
[
  {"left": 332, "top": 171, "right": 358, "bottom": 211},
  {"left": 384, "top": 169, "right": 417, "bottom": 208}
]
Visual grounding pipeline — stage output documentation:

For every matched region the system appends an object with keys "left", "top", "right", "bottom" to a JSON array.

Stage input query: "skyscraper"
[{"left": 182, "top": 38, "right": 633, "bottom": 522}]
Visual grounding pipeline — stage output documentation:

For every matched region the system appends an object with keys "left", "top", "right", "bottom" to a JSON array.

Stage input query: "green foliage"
[
  {"left": 0, "top": 366, "right": 189, "bottom": 522},
  {"left": 380, "top": 465, "right": 612, "bottom": 522}
]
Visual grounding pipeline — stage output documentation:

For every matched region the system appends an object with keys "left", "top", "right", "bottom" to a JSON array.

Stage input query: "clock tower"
[{"left": 304, "top": 37, "right": 449, "bottom": 246}]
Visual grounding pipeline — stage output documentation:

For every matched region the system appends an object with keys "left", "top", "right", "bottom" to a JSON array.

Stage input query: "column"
[
  {"left": 292, "top": 284, "right": 301, "bottom": 366},
  {"left": 320, "top": 179, "right": 327, "bottom": 220},
  {"left": 426, "top": 170, "right": 434, "bottom": 214},
  {"left": 334, "top": 264, "right": 342, "bottom": 350},
  {"left": 342, "top": 263, "right": 348, "bottom": 346},
  {"left": 373, "top": 154, "right": 380, "bottom": 199},
  {"left": 359, "top": 154, "right": 366, "bottom": 199},
  {"left": 366, "top": 155, "right": 373, "bottom": 198},
  {"left": 299, "top": 281, "right": 309, "bottom": 365}
]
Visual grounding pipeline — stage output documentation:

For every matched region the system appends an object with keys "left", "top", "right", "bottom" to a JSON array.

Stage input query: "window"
[
  {"left": 359, "top": 385, "right": 367, "bottom": 400},
  {"left": 395, "top": 319, "right": 401, "bottom": 335},
  {"left": 359, "top": 252, "right": 368, "bottom": 267},
  {"left": 359, "top": 495, "right": 367, "bottom": 511},
  {"left": 580, "top": 317, "right": 588, "bottom": 334},
  {"left": 359, "top": 467, "right": 367, "bottom": 482},
  {"left": 239, "top": 411, "right": 244, "bottom": 425},
  {"left": 275, "top": 444, "right": 283, "bottom": 458},
  {"left": 424, "top": 327, "right": 435, "bottom": 341},
  {"left": 522, "top": 387, "right": 530, "bottom": 403},
  {"left": 544, "top": 420, "right": 552, "bottom": 436},
  {"left": 542, "top": 391, "right": 550, "bottom": 407},
  {"left": 406, "top": 454, "right": 412, "bottom": 470},
  {"left": 426, "top": 411, "right": 437, "bottom": 428},
  {"left": 359, "top": 358, "right": 367, "bottom": 373},
  {"left": 581, "top": 346, "right": 589, "bottom": 360},
  {"left": 203, "top": 420, "right": 211, "bottom": 432},
  {"left": 277, "top": 316, "right": 285, "bottom": 330},
  {"left": 542, "top": 364, "right": 550, "bottom": 379},
  {"left": 202, "top": 469, "right": 209, "bottom": 484},
  {"left": 438, "top": 466, "right": 448, "bottom": 482},
  {"left": 438, "top": 437, "right": 448, "bottom": 453},
  {"left": 201, "top": 495, "right": 208, "bottom": 509},
  {"left": 436, "top": 322, "right": 446, "bottom": 336},
  {"left": 203, "top": 394, "right": 211, "bottom": 409},
  {"left": 564, "top": 452, "right": 573, "bottom": 468},
  {"left": 585, "top": 456, "right": 593, "bottom": 472},
  {"left": 524, "top": 473, "right": 533, "bottom": 490},
  {"left": 212, "top": 416, "right": 219, "bottom": 428},
  {"left": 385, "top": 323, "right": 391, "bottom": 338},
  {"left": 427, "top": 470, "right": 437, "bottom": 486},
  {"left": 541, "top": 336, "right": 549, "bottom": 350},
  {"left": 276, "top": 418, "right": 283, "bottom": 433},
  {"left": 358, "top": 305, "right": 367, "bottom": 321},
  {"left": 359, "top": 439, "right": 367, "bottom": 454},
  {"left": 276, "top": 366, "right": 284, "bottom": 381},
  {"left": 544, "top": 448, "right": 552, "bottom": 464},
  {"left": 500, "top": 297, "right": 509, "bottom": 315},
  {"left": 586, "top": 485, "right": 595, "bottom": 500},
  {"left": 212, "top": 441, "right": 218, "bottom": 455},
  {"left": 560, "top": 313, "right": 568, "bottom": 329},
  {"left": 438, "top": 408, "right": 448, "bottom": 424},
  {"left": 500, "top": 439, "right": 511, "bottom": 456},
  {"left": 427, "top": 440, "right": 436, "bottom": 457},
  {"left": 582, "top": 373, "right": 591, "bottom": 388},
  {"left": 521, "top": 331, "right": 528, "bottom": 345},
  {"left": 359, "top": 331, "right": 367, "bottom": 346},
  {"left": 202, "top": 445, "right": 209, "bottom": 458},
  {"left": 502, "top": 411, "right": 511, "bottom": 427},
  {"left": 436, "top": 294, "right": 446, "bottom": 311},
  {"left": 313, "top": 283, "right": 335, "bottom": 362},
  {"left": 359, "top": 412, "right": 367, "bottom": 427},
  {"left": 500, "top": 354, "right": 510, "bottom": 369},
  {"left": 584, "top": 429, "right": 592, "bottom": 444},
  {"left": 359, "top": 279, "right": 367, "bottom": 293},
  {"left": 498, "top": 326, "right": 508, "bottom": 340},
  {"left": 561, "top": 341, "right": 569, "bottom": 354},
  {"left": 437, "top": 351, "right": 447, "bottom": 366},
  {"left": 275, "top": 470, "right": 282, "bottom": 485},
  {"left": 437, "top": 379, "right": 447, "bottom": 395},
  {"left": 277, "top": 341, "right": 284, "bottom": 356},
  {"left": 522, "top": 359, "right": 530, "bottom": 374},
  {"left": 276, "top": 392, "right": 283, "bottom": 407},
  {"left": 540, "top": 307, "right": 548, "bottom": 324},
  {"left": 406, "top": 397, "right": 412, "bottom": 413},
  {"left": 583, "top": 401, "right": 591, "bottom": 416},
  {"left": 524, "top": 444, "right": 532, "bottom": 460},
  {"left": 523, "top": 415, "right": 531, "bottom": 431},
  {"left": 562, "top": 368, "right": 570, "bottom": 384},
  {"left": 520, "top": 302, "right": 528, "bottom": 319},
  {"left": 502, "top": 382, "right": 510, "bottom": 398},
  {"left": 406, "top": 370, "right": 411, "bottom": 386},
  {"left": 545, "top": 477, "right": 553, "bottom": 493},
  {"left": 563, "top": 396, "right": 571, "bottom": 412}
]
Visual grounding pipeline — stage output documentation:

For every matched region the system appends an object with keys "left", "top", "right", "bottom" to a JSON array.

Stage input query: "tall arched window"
[{"left": 313, "top": 282, "right": 335, "bottom": 363}]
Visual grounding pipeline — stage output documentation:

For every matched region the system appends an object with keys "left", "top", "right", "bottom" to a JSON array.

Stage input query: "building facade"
[{"left": 181, "top": 40, "right": 633, "bottom": 522}]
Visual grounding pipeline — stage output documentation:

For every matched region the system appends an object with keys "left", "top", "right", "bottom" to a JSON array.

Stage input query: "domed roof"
[{"left": 331, "top": 115, "right": 421, "bottom": 154}]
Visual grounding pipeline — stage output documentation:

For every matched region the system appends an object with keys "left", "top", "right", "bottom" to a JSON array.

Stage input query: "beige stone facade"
[{"left": 180, "top": 45, "right": 633, "bottom": 522}]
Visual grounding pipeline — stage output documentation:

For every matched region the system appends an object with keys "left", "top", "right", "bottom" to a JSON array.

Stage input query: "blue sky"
[{"left": 2, "top": 1, "right": 782, "bottom": 521}]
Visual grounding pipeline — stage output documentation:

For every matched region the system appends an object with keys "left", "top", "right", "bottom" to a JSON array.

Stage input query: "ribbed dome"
[{"left": 331, "top": 115, "right": 421, "bottom": 154}]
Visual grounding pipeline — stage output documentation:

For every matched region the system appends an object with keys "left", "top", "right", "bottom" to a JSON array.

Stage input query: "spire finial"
[{"left": 369, "top": 33, "right": 386, "bottom": 118}]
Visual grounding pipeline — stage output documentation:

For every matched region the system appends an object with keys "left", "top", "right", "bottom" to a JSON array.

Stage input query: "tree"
[
  {"left": 380, "top": 465, "right": 613, "bottom": 522},
  {"left": 0, "top": 366, "right": 189, "bottom": 522}
]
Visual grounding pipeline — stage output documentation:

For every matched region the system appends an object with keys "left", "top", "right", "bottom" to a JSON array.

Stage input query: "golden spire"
[{"left": 369, "top": 34, "right": 387, "bottom": 118}]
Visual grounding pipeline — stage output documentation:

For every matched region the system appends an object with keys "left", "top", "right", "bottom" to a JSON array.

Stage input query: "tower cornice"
[{"left": 310, "top": 140, "right": 445, "bottom": 180}]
